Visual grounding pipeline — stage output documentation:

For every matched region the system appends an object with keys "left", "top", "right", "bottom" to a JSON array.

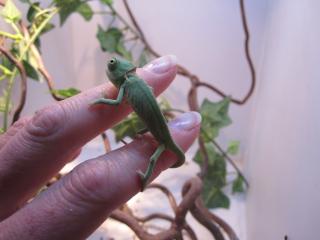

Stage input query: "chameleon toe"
[{"left": 137, "top": 170, "right": 148, "bottom": 191}]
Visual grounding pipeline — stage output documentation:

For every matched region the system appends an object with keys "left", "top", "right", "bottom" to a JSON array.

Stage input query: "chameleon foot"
[
  {"left": 137, "top": 144, "right": 166, "bottom": 192},
  {"left": 137, "top": 170, "right": 148, "bottom": 191}
]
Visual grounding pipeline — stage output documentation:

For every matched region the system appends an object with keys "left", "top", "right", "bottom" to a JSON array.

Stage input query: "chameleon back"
[{"left": 124, "top": 74, "right": 185, "bottom": 167}]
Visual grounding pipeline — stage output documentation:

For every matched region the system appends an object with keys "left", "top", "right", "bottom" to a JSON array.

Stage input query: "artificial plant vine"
[{"left": 0, "top": 0, "right": 255, "bottom": 239}]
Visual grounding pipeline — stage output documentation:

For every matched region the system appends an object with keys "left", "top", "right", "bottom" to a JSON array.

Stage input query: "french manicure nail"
[
  {"left": 144, "top": 55, "right": 177, "bottom": 74},
  {"left": 169, "top": 112, "right": 202, "bottom": 131}
]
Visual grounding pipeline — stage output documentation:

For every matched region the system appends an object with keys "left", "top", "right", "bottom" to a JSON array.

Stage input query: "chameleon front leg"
[
  {"left": 92, "top": 84, "right": 125, "bottom": 105},
  {"left": 137, "top": 144, "right": 165, "bottom": 191}
]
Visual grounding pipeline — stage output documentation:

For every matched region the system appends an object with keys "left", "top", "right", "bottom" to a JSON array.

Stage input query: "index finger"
[{"left": 0, "top": 55, "right": 178, "bottom": 220}]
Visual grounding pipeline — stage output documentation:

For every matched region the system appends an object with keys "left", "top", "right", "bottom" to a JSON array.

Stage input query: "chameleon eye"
[{"left": 108, "top": 58, "right": 118, "bottom": 70}]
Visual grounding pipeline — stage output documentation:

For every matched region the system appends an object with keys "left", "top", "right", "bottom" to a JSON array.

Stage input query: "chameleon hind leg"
[{"left": 137, "top": 144, "right": 165, "bottom": 191}]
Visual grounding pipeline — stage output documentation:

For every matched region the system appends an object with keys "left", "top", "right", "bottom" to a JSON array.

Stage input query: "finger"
[
  {"left": 0, "top": 112, "right": 201, "bottom": 240},
  {"left": 0, "top": 55, "right": 177, "bottom": 220},
  {"left": 0, "top": 117, "right": 31, "bottom": 150}
]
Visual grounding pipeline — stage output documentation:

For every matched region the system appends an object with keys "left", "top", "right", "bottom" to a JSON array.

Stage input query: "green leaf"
[
  {"left": 96, "top": 26, "right": 123, "bottom": 52},
  {"left": 194, "top": 143, "right": 229, "bottom": 208},
  {"left": 76, "top": 2, "right": 93, "bottom": 21},
  {"left": 22, "top": 60, "right": 39, "bottom": 81},
  {"left": 41, "top": 23, "right": 55, "bottom": 35},
  {"left": 51, "top": 88, "right": 81, "bottom": 98},
  {"left": 227, "top": 140, "right": 240, "bottom": 155},
  {"left": 27, "top": 2, "right": 40, "bottom": 22},
  {"left": 100, "top": 0, "right": 113, "bottom": 6},
  {"left": 112, "top": 113, "right": 145, "bottom": 142},
  {"left": 1, "top": 0, "right": 21, "bottom": 23},
  {"left": 200, "top": 97, "right": 231, "bottom": 142},
  {"left": 232, "top": 174, "right": 244, "bottom": 193},
  {"left": 0, "top": 128, "right": 4, "bottom": 134},
  {"left": 116, "top": 41, "right": 132, "bottom": 60},
  {"left": 55, "top": 0, "right": 83, "bottom": 26},
  {"left": 203, "top": 186, "right": 230, "bottom": 209}
]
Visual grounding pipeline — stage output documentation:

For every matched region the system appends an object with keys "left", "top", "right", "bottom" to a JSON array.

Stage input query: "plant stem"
[
  {"left": 0, "top": 31, "right": 22, "bottom": 40},
  {"left": 3, "top": 68, "right": 17, "bottom": 131},
  {"left": 2, "top": 8, "right": 58, "bottom": 131}
]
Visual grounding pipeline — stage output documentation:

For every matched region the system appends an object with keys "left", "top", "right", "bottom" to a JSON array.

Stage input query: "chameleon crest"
[{"left": 93, "top": 57, "right": 185, "bottom": 190}]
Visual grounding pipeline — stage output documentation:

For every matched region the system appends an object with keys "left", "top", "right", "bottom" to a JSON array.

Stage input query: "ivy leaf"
[
  {"left": 232, "top": 174, "right": 244, "bottom": 193},
  {"left": 200, "top": 97, "right": 231, "bottom": 142},
  {"left": 22, "top": 60, "right": 39, "bottom": 81},
  {"left": 55, "top": 0, "right": 81, "bottom": 25},
  {"left": 112, "top": 113, "right": 145, "bottom": 142},
  {"left": 97, "top": 26, "right": 123, "bottom": 52},
  {"left": 100, "top": 0, "right": 113, "bottom": 6},
  {"left": 203, "top": 186, "right": 230, "bottom": 209},
  {"left": 55, "top": 0, "right": 92, "bottom": 25},
  {"left": 227, "top": 140, "right": 240, "bottom": 155},
  {"left": 194, "top": 143, "right": 229, "bottom": 209},
  {"left": 51, "top": 88, "right": 81, "bottom": 98},
  {"left": 116, "top": 41, "right": 132, "bottom": 60},
  {"left": 27, "top": 2, "right": 40, "bottom": 22},
  {"left": 1, "top": 0, "right": 21, "bottom": 23},
  {"left": 76, "top": 2, "right": 93, "bottom": 21}
]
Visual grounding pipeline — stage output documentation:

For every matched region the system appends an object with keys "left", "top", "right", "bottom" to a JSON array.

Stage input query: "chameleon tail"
[{"left": 167, "top": 140, "right": 185, "bottom": 168}]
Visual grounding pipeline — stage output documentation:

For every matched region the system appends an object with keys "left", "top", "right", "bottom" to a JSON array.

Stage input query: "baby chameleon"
[{"left": 93, "top": 57, "right": 185, "bottom": 190}]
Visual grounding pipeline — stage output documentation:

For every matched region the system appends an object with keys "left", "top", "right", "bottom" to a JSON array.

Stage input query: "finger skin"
[
  {"left": 0, "top": 117, "right": 31, "bottom": 150},
  {"left": 0, "top": 112, "right": 201, "bottom": 240},
  {"left": 0, "top": 57, "right": 177, "bottom": 220}
]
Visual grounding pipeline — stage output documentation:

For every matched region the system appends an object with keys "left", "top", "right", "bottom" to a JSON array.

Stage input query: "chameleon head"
[{"left": 106, "top": 57, "right": 135, "bottom": 88}]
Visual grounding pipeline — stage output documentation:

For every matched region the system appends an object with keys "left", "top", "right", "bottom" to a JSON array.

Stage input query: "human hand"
[{"left": 0, "top": 55, "right": 201, "bottom": 239}]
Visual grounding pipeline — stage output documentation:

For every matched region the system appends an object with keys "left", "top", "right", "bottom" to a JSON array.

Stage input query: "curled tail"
[{"left": 166, "top": 139, "right": 185, "bottom": 168}]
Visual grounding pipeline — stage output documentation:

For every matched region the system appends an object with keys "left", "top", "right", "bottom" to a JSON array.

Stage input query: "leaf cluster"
[{"left": 193, "top": 98, "right": 245, "bottom": 209}]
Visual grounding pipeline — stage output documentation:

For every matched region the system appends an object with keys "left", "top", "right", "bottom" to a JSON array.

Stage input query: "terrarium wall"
[{"left": 245, "top": 1, "right": 320, "bottom": 239}]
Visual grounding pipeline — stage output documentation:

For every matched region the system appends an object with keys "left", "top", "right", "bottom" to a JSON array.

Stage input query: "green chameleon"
[{"left": 93, "top": 57, "right": 185, "bottom": 190}]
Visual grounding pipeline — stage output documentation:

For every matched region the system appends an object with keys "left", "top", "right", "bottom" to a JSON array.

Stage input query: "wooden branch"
[
  {"left": 195, "top": 198, "right": 239, "bottom": 240},
  {"left": 122, "top": 0, "right": 256, "bottom": 106},
  {"left": 147, "top": 183, "right": 178, "bottom": 211},
  {"left": 0, "top": 46, "right": 27, "bottom": 124}
]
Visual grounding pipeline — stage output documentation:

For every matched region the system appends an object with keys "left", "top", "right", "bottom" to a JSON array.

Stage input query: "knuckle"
[
  {"left": 25, "top": 103, "right": 67, "bottom": 138},
  {"left": 62, "top": 159, "right": 112, "bottom": 205}
]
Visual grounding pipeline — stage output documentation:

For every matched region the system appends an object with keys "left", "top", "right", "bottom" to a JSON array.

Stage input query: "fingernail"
[
  {"left": 143, "top": 55, "right": 177, "bottom": 74},
  {"left": 169, "top": 112, "right": 202, "bottom": 131}
]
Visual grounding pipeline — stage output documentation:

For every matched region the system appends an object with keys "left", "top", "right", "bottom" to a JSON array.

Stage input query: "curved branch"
[
  {"left": 110, "top": 209, "right": 153, "bottom": 239},
  {"left": 0, "top": 46, "right": 27, "bottom": 124},
  {"left": 239, "top": 0, "right": 256, "bottom": 104},
  {"left": 123, "top": 0, "right": 161, "bottom": 58},
  {"left": 176, "top": 177, "right": 202, "bottom": 226},
  {"left": 183, "top": 224, "right": 198, "bottom": 240},
  {"left": 147, "top": 183, "right": 178, "bottom": 211},
  {"left": 122, "top": 0, "right": 256, "bottom": 105},
  {"left": 135, "top": 213, "right": 173, "bottom": 223},
  {"left": 180, "top": 179, "right": 225, "bottom": 240},
  {"left": 195, "top": 198, "right": 239, "bottom": 240}
]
